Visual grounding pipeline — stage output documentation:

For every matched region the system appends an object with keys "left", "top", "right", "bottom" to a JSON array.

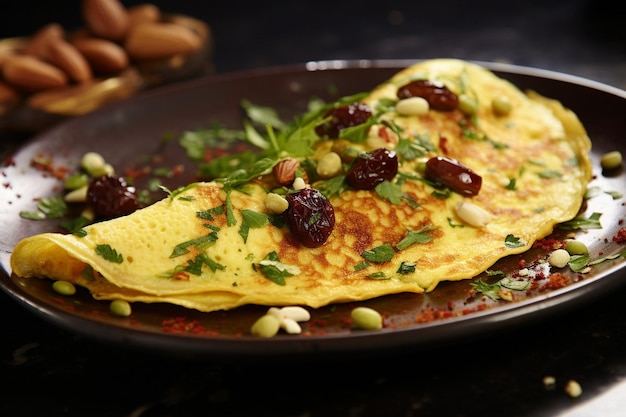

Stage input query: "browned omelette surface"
[{"left": 10, "top": 59, "right": 592, "bottom": 312}]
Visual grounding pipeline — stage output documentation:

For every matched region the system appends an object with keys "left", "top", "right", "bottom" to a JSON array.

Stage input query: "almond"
[
  {"left": 127, "top": 3, "right": 161, "bottom": 28},
  {"left": 82, "top": 0, "right": 129, "bottom": 41},
  {"left": 0, "top": 49, "right": 15, "bottom": 70},
  {"left": 27, "top": 80, "right": 99, "bottom": 110},
  {"left": 48, "top": 39, "right": 93, "bottom": 82},
  {"left": 124, "top": 22, "right": 202, "bottom": 61},
  {"left": 27, "top": 67, "right": 142, "bottom": 115},
  {"left": 2, "top": 55, "right": 68, "bottom": 92},
  {"left": 0, "top": 80, "right": 20, "bottom": 106},
  {"left": 274, "top": 158, "right": 308, "bottom": 187},
  {"left": 22, "top": 22, "right": 65, "bottom": 59},
  {"left": 72, "top": 38, "right": 128, "bottom": 74}
]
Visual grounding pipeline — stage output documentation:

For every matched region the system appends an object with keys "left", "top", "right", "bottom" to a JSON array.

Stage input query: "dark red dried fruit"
[
  {"left": 87, "top": 175, "right": 141, "bottom": 219},
  {"left": 315, "top": 102, "right": 372, "bottom": 139},
  {"left": 284, "top": 188, "right": 335, "bottom": 248},
  {"left": 397, "top": 80, "right": 458, "bottom": 111},
  {"left": 424, "top": 156, "right": 482, "bottom": 196},
  {"left": 346, "top": 148, "right": 398, "bottom": 190}
]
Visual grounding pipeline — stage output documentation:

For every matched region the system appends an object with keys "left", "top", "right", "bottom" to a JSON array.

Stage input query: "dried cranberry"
[
  {"left": 87, "top": 175, "right": 141, "bottom": 219},
  {"left": 315, "top": 102, "right": 372, "bottom": 139},
  {"left": 397, "top": 80, "right": 458, "bottom": 111},
  {"left": 424, "top": 156, "right": 482, "bottom": 196},
  {"left": 284, "top": 188, "right": 335, "bottom": 248},
  {"left": 345, "top": 148, "right": 398, "bottom": 190}
]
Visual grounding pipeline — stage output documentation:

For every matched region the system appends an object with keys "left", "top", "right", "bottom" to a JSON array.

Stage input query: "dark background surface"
[
  {"left": 1, "top": 0, "right": 626, "bottom": 87},
  {"left": 2, "top": 1, "right": 626, "bottom": 416}
]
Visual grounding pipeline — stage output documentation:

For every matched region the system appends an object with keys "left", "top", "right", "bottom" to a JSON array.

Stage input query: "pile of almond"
[{"left": 0, "top": 0, "right": 210, "bottom": 125}]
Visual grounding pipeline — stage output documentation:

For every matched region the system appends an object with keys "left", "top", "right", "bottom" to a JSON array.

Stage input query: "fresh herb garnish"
[
  {"left": 95, "top": 244, "right": 123, "bottom": 263},
  {"left": 59, "top": 216, "right": 90, "bottom": 236},
  {"left": 471, "top": 276, "right": 529, "bottom": 301},
  {"left": 361, "top": 244, "right": 396, "bottom": 263},
  {"left": 395, "top": 225, "right": 435, "bottom": 250},
  {"left": 568, "top": 253, "right": 590, "bottom": 272},
  {"left": 196, "top": 205, "right": 225, "bottom": 221},
  {"left": 394, "top": 133, "right": 435, "bottom": 160},
  {"left": 397, "top": 261, "right": 416, "bottom": 275},
  {"left": 179, "top": 122, "right": 246, "bottom": 161},
  {"left": 504, "top": 234, "right": 526, "bottom": 248},
  {"left": 159, "top": 183, "right": 198, "bottom": 200},
  {"left": 257, "top": 251, "right": 300, "bottom": 285},
  {"left": 559, "top": 212, "right": 602, "bottom": 230},
  {"left": 184, "top": 253, "right": 225, "bottom": 275},
  {"left": 20, "top": 196, "right": 67, "bottom": 220},
  {"left": 170, "top": 232, "right": 219, "bottom": 258},
  {"left": 537, "top": 170, "right": 562, "bottom": 179},
  {"left": 375, "top": 180, "right": 404, "bottom": 205},
  {"left": 461, "top": 127, "right": 508, "bottom": 149},
  {"left": 239, "top": 209, "right": 271, "bottom": 243}
]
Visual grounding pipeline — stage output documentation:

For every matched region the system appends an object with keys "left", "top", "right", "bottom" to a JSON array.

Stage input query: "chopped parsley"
[
  {"left": 471, "top": 276, "right": 530, "bottom": 301},
  {"left": 170, "top": 232, "right": 219, "bottom": 258},
  {"left": 395, "top": 225, "right": 435, "bottom": 250},
  {"left": 559, "top": 212, "right": 602, "bottom": 230},
  {"left": 397, "top": 261, "right": 416, "bottom": 275},
  {"left": 504, "top": 234, "right": 526, "bottom": 249},
  {"left": 239, "top": 209, "right": 271, "bottom": 243},
  {"left": 257, "top": 251, "right": 299, "bottom": 285},
  {"left": 183, "top": 253, "right": 225, "bottom": 275},
  {"left": 361, "top": 244, "right": 396, "bottom": 263},
  {"left": 95, "top": 244, "right": 123, "bottom": 264},
  {"left": 20, "top": 196, "right": 67, "bottom": 220}
]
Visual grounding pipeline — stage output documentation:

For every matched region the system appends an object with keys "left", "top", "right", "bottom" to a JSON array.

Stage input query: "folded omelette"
[{"left": 10, "top": 59, "right": 592, "bottom": 312}]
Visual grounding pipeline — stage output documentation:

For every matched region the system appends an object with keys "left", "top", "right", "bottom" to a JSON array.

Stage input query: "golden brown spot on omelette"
[{"left": 336, "top": 210, "right": 374, "bottom": 255}]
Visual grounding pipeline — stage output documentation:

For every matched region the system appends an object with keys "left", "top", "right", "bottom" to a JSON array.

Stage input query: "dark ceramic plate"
[{"left": 1, "top": 60, "right": 625, "bottom": 358}]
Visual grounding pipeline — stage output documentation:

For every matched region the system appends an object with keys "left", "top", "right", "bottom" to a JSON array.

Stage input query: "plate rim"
[{"left": 2, "top": 59, "right": 626, "bottom": 357}]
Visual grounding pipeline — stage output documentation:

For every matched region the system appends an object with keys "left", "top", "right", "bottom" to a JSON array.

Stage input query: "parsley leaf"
[
  {"left": 361, "top": 244, "right": 396, "bottom": 263},
  {"left": 37, "top": 196, "right": 67, "bottom": 218},
  {"left": 257, "top": 251, "right": 299, "bottom": 285},
  {"left": 559, "top": 212, "right": 602, "bottom": 230},
  {"left": 471, "top": 276, "right": 529, "bottom": 301},
  {"left": 95, "top": 244, "right": 123, "bottom": 263},
  {"left": 159, "top": 183, "right": 198, "bottom": 200},
  {"left": 568, "top": 253, "right": 590, "bottom": 272},
  {"left": 505, "top": 234, "right": 526, "bottom": 248},
  {"left": 179, "top": 123, "right": 245, "bottom": 161},
  {"left": 395, "top": 225, "right": 435, "bottom": 250},
  {"left": 184, "top": 253, "right": 225, "bottom": 275},
  {"left": 397, "top": 261, "right": 416, "bottom": 275},
  {"left": 170, "top": 232, "right": 219, "bottom": 258},
  {"left": 394, "top": 133, "right": 435, "bottom": 160},
  {"left": 375, "top": 180, "right": 404, "bottom": 205},
  {"left": 316, "top": 175, "right": 348, "bottom": 199},
  {"left": 59, "top": 216, "right": 91, "bottom": 236},
  {"left": 239, "top": 210, "right": 270, "bottom": 243},
  {"left": 196, "top": 205, "right": 225, "bottom": 221}
]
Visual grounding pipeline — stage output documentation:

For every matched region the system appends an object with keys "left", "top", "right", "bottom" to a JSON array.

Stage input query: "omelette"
[{"left": 10, "top": 59, "right": 592, "bottom": 313}]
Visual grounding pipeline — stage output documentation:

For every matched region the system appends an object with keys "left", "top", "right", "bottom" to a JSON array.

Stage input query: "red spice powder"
[
  {"left": 545, "top": 272, "right": 571, "bottom": 290},
  {"left": 612, "top": 228, "right": 626, "bottom": 243},
  {"left": 162, "top": 316, "right": 219, "bottom": 336},
  {"left": 533, "top": 238, "right": 564, "bottom": 251},
  {"left": 414, "top": 307, "right": 454, "bottom": 323},
  {"left": 30, "top": 153, "right": 70, "bottom": 180},
  {"left": 461, "top": 303, "right": 488, "bottom": 315}
]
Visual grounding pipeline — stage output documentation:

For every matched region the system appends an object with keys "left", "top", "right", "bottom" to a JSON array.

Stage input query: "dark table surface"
[{"left": 2, "top": 1, "right": 626, "bottom": 416}]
